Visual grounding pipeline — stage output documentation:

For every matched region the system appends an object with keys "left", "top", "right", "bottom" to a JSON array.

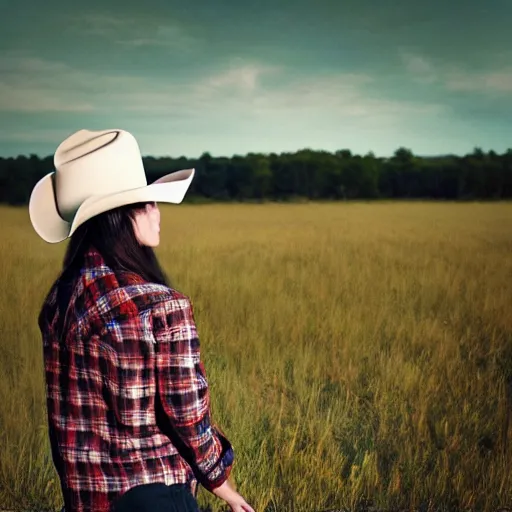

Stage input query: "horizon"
[
  {"left": 1, "top": 0, "right": 511, "bottom": 159},
  {"left": 1, "top": 145, "right": 510, "bottom": 162}
]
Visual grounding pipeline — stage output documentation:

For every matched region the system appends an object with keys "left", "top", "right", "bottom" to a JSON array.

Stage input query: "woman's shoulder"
[
  {"left": 110, "top": 270, "right": 191, "bottom": 316},
  {"left": 116, "top": 270, "right": 184, "bottom": 299}
]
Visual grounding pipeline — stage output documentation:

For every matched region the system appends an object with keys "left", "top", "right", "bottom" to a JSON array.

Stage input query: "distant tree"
[
  {"left": 251, "top": 156, "right": 272, "bottom": 200},
  {"left": 1, "top": 145, "right": 511, "bottom": 204},
  {"left": 335, "top": 149, "right": 352, "bottom": 159}
]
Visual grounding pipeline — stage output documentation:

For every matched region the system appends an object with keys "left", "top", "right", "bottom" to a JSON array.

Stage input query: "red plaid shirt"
[{"left": 37, "top": 245, "right": 234, "bottom": 511}]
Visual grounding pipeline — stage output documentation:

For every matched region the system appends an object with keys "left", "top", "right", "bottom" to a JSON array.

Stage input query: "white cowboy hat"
[{"left": 29, "top": 128, "right": 195, "bottom": 243}]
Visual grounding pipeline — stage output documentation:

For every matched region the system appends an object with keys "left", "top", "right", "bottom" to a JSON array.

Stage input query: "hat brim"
[{"left": 29, "top": 168, "right": 195, "bottom": 244}]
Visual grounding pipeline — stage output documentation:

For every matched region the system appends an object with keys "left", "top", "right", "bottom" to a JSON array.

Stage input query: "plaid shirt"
[{"left": 37, "top": 245, "right": 234, "bottom": 512}]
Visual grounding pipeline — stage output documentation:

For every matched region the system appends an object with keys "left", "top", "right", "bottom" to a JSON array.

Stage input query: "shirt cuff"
[{"left": 198, "top": 428, "right": 235, "bottom": 491}]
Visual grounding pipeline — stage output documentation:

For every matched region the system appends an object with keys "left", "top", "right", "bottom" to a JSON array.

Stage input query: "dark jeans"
[{"left": 111, "top": 483, "right": 200, "bottom": 512}]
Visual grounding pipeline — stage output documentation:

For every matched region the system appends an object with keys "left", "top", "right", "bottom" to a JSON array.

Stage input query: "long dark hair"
[{"left": 58, "top": 201, "right": 170, "bottom": 287}]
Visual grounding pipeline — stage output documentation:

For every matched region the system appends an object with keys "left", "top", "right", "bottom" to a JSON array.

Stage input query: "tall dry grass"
[{"left": 0, "top": 202, "right": 511, "bottom": 511}]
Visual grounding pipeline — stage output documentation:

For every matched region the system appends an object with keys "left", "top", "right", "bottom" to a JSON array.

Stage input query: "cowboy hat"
[{"left": 29, "top": 128, "right": 195, "bottom": 243}]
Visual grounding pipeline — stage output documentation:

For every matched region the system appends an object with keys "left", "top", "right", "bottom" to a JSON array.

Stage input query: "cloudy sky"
[{"left": 1, "top": 0, "right": 511, "bottom": 158}]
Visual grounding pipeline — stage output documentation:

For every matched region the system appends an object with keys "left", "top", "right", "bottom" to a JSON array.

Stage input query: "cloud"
[
  {"left": 71, "top": 13, "right": 200, "bottom": 50},
  {"left": 0, "top": 83, "right": 94, "bottom": 112},
  {"left": 76, "top": 13, "right": 130, "bottom": 36},
  {"left": 0, "top": 52, "right": 445, "bottom": 135},
  {"left": 445, "top": 71, "right": 512, "bottom": 93},
  {"left": 114, "top": 24, "right": 198, "bottom": 49},
  {"left": 0, "top": 54, "right": 101, "bottom": 112},
  {"left": 401, "top": 52, "right": 512, "bottom": 94},
  {"left": 401, "top": 52, "right": 437, "bottom": 84},
  {"left": 246, "top": 74, "right": 443, "bottom": 124},
  {"left": 204, "top": 62, "right": 278, "bottom": 92},
  {"left": 0, "top": 129, "right": 69, "bottom": 144},
  {"left": 108, "top": 63, "right": 443, "bottom": 127}
]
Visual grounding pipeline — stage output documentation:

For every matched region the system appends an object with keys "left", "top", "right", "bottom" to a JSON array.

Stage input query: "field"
[{"left": 0, "top": 202, "right": 511, "bottom": 512}]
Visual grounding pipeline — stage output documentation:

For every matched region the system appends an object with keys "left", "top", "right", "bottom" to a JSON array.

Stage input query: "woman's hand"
[{"left": 211, "top": 479, "right": 255, "bottom": 512}]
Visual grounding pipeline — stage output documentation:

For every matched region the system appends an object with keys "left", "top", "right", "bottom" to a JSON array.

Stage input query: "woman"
[{"left": 30, "top": 129, "right": 255, "bottom": 512}]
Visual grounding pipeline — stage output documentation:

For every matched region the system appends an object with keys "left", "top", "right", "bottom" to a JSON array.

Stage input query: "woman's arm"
[{"left": 152, "top": 293, "right": 234, "bottom": 492}]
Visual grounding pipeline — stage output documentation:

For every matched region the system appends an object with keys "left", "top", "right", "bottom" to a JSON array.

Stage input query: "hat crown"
[{"left": 54, "top": 129, "right": 147, "bottom": 222}]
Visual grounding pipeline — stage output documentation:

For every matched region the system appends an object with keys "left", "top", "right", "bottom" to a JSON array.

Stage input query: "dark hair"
[{"left": 58, "top": 201, "right": 171, "bottom": 287}]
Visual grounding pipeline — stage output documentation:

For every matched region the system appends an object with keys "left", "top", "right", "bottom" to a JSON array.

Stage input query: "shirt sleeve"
[{"left": 152, "top": 293, "right": 235, "bottom": 492}]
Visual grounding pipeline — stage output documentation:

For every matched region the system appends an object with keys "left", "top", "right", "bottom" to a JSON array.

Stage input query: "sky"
[{"left": 0, "top": 0, "right": 511, "bottom": 158}]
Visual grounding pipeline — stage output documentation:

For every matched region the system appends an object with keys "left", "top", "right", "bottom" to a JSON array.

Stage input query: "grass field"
[{"left": 0, "top": 202, "right": 511, "bottom": 512}]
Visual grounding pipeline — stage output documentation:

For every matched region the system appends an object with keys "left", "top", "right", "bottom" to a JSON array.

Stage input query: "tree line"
[{"left": 1, "top": 147, "right": 511, "bottom": 205}]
